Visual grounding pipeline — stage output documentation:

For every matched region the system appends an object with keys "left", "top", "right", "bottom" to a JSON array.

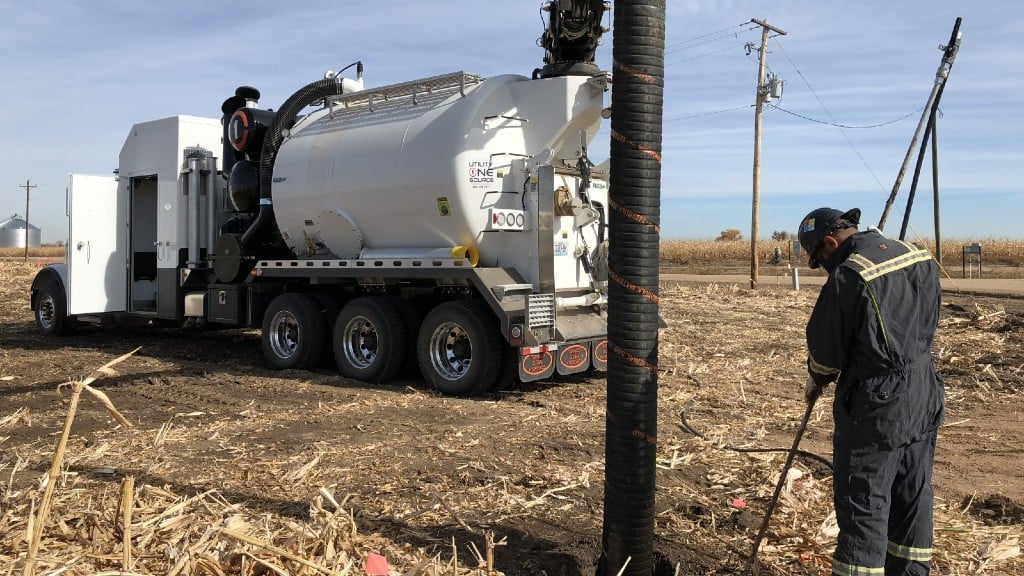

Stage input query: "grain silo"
[{"left": 0, "top": 214, "right": 41, "bottom": 248}]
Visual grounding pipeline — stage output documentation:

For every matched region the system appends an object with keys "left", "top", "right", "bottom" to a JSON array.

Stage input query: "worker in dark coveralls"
[{"left": 798, "top": 207, "right": 945, "bottom": 576}]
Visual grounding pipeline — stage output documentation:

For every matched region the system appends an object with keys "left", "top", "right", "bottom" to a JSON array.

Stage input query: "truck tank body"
[{"left": 271, "top": 72, "right": 607, "bottom": 290}]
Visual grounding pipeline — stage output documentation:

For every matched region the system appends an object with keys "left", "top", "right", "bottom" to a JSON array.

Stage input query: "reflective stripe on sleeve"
[{"left": 808, "top": 354, "right": 840, "bottom": 378}]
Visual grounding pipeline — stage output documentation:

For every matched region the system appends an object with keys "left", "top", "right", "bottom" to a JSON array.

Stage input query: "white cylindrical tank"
[
  {"left": 0, "top": 215, "right": 41, "bottom": 248},
  {"left": 271, "top": 72, "right": 605, "bottom": 264}
]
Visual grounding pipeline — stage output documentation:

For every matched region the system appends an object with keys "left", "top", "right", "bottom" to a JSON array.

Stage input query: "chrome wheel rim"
[
  {"left": 341, "top": 315, "right": 378, "bottom": 369},
  {"left": 268, "top": 310, "right": 300, "bottom": 359},
  {"left": 428, "top": 321, "right": 471, "bottom": 381},
  {"left": 38, "top": 294, "right": 56, "bottom": 329}
]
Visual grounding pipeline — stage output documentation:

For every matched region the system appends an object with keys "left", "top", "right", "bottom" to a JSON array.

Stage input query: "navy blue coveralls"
[{"left": 806, "top": 230, "right": 945, "bottom": 576}]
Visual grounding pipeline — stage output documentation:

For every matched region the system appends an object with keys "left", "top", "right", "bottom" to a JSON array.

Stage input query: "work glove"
[{"left": 805, "top": 375, "right": 825, "bottom": 404}]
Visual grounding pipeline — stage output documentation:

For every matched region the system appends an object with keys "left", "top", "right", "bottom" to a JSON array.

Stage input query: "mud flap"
[
  {"left": 556, "top": 342, "right": 591, "bottom": 376},
  {"left": 519, "top": 349, "right": 556, "bottom": 382},
  {"left": 591, "top": 339, "right": 608, "bottom": 371}
]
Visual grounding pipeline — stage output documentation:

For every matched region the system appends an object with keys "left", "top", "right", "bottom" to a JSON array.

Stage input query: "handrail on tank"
[{"left": 325, "top": 71, "right": 484, "bottom": 112}]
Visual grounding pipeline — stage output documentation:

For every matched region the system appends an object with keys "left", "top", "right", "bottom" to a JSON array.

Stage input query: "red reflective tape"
[{"left": 521, "top": 344, "right": 557, "bottom": 355}]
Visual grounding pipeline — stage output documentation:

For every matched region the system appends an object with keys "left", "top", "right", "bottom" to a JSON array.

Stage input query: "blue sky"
[{"left": 1, "top": 1, "right": 1020, "bottom": 242}]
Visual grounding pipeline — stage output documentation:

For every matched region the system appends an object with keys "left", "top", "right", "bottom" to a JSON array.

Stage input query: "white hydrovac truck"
[{"left": 31, "top": 1, "right": 612, "bottom": 396}]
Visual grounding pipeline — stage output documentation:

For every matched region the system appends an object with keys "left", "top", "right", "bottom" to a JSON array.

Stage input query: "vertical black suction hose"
[
  {"left": 599, "top": 2, "right": 666, "bottom": 576},
  {"left": 240, "top": 78, "right": 347, "bottom": 248}
]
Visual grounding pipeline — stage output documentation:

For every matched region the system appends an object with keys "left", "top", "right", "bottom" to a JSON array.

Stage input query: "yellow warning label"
[{"left": 437, "top": 197, "right": 451, "bottom": 217}]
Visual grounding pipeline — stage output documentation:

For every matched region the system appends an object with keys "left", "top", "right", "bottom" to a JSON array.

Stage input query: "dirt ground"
[{"left": 1, "top": 261, "right": 1022, "bottom": 575}]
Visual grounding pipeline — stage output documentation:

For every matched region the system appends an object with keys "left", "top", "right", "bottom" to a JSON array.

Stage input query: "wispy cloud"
[{"left": 0, "top": 0, "right": 1019, "bottom": 241}]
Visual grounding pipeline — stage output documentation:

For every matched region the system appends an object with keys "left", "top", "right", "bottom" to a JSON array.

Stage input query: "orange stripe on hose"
[
  {"left": 611, "top": 130, "right": 662, "bottom": 163},
  {"left": 609, "top": 199, "right": 661, "bottom": 234},
  {"left": 611, "top": 343, "right": 658, "bottom": 373},
  {"left": 613, "top": 59, "right": 655, "bottom": 83},
  {"left": 609, "top": 270, "right": 659, "bottom": 303},
  {"left": 631, "top": 428, "right": 658, "bottom": 446}
]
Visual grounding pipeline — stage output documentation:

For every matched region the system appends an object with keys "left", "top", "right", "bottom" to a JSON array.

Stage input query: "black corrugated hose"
[
  {"left": 241, "top": 78, "right": 347, "bottom": 248},
  {"left": 599, "top": 2, "right": 666, "bottom": 576}
]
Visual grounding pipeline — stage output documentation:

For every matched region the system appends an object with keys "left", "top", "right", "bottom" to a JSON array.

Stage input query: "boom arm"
[{"left": 537, "top": 0, "right": 609, "bottom": 78}]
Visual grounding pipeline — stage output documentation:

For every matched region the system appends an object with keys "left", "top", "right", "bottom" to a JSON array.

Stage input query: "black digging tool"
[{"left": 744, "top": 391, "right": 820, "bottom": 575}]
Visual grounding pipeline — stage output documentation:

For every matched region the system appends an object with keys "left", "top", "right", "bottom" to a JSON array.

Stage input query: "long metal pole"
[
  {"left": 749, "top": 18, "right": 786, "bottom": 291},
  {"left": 25, "top": 181, "right": 30, "bottom": 261},
  {"left": 746, "top": 396, "right": 818, "bottom": 575},
  {"left": 877, "top": 88, "right": 941, "bottom": 233},
  {"left": 932, "top": 114, "right": 942, "bottom": 263},
  {"left": 898, "top": 109, "right": 937, "bottom": 240},
  {"left": 879, "top": 17, "right": 962, "bottom": 231}
]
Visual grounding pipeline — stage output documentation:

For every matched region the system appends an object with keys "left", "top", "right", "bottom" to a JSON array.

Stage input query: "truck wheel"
[
  {"left": 417, "top": 300, "right": 501, "bottom": 397},
  {"left": 261, "top": 293, "right": 325, "bottom": 370},
  {"left": 34, "top": 280, "right": 75, "bottom": 336},
  {"left": 334, "top": 297, "right": 406, "bottom": 383}
]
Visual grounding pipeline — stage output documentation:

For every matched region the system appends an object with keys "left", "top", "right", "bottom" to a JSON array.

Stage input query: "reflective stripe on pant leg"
[
  {"left": 833, "top": 559, "right": 886, "bottom": 575},
  {"left": 833, "top": 426, "right": 899, "bottom": 574},
  {"left": 885, "top": 432, "right": 936, "bottom": 574}
]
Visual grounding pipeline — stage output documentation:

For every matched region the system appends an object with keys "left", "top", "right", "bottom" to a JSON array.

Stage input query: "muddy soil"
[{"left": 1, "top": 268, "right": 1022, "bottom": 575}]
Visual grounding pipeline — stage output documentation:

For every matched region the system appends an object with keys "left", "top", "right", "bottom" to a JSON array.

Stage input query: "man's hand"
[{"left": 805, "top": 375, "right": 825, "bottom": 403}]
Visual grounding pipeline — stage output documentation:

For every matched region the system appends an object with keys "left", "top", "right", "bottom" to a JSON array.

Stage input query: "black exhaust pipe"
[{"left": 599, "top": 2, "right": 666, "bottom": 575}]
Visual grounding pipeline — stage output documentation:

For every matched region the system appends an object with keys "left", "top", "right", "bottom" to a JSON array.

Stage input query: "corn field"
[
  {"left": 662, "top": 238, "right": 1024, "bottom": 269},
  {"left": 0, "top": 246, "right": 65, "bottom": 258},
  {"left": 4, "top": 240, "right": 1022, "bottom": 274}
]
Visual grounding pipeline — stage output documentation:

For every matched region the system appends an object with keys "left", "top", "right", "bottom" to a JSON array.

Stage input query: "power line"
[
  {"left": 665, "top": 22, "right": 747, "bottom": 52},
  {"left": 666, "top": 43, "right": 746, "bottom": 66},
  {"left": 666, "top": 26, "right": 749, "bottom": 56},
  {"left": 666, "top": 31, "right": 740, "bottom": 55},
  {"left": 769, "top": 38, "right": 936, "bottom": 259},
  {"left": 771, "top": 37, "right": 890, "bottom": 195},
  {"left": 665, "top": 104, "right": 752, "bottom": 123},
  {"left": 768, "top": 104, "right": 925, "bottom": 129}
]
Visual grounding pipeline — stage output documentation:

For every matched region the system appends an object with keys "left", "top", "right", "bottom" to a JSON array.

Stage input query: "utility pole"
[
  {"left": 19, "top": 180, "right": 37, "bottom": 261},
  {"left": 749, "top": 18, "right": 786, "bottom": 290},
  {"left": 879, "top": 17, "right": 962, "bottom": 232}
]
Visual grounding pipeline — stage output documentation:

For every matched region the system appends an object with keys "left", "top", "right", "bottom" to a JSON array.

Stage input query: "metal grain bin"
[{"left": 0, "top": 214, "right": 41, "bottom": 248}]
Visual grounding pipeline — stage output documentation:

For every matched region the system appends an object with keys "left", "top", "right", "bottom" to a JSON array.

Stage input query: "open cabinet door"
[{"left": 68, "top": 173, "right": 127, "bottom": 314}]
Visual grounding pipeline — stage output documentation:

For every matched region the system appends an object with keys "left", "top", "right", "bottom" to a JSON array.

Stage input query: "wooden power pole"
[
  {"left": 19, "top": 179, "right": 37, "bottom": 261},
  {"left": 750, "top": 18, "right": 786, "bottom": 290}
]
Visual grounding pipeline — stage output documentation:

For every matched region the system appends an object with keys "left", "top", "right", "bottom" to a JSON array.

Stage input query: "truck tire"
[
  {"left": 261, "top": 293, "right": 325, "bottom": 370},
  {"left": 417, "top": 300, "right": 501, "bottom": 397},
  {"left": 334, "top": 297, "right": 406, "bottom": 383},
  {"left": 34, "top": 279, "right": 75, "bottom": 336}
]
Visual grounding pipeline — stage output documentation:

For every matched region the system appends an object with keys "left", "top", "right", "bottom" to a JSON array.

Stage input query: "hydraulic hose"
[
  {"left": 599, "top": 3, "right": 666, "bottom": 576},
  {"left": 241, "top": 77, "right": 348, "bottom": 248}
]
